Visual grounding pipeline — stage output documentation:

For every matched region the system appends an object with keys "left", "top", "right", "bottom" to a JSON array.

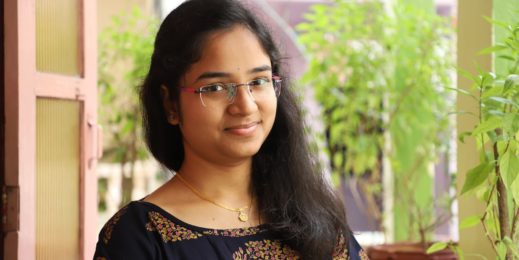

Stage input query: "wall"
[{"left": 457, "top": 0, "right": 494, "bottom": 258}]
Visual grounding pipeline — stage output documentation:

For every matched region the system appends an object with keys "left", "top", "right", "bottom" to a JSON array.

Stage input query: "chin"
[
  {"left": 224, "top": 143, "right": 263, "bottom": 159},
  {"left": 233, "top": 146, "right": 262, "bottom": 158}
]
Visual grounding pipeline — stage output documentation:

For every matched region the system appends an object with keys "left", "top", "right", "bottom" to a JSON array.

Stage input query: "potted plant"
[
  {"left": 297, "top": 1, "right": 457, "bottom": 258},
  {"left": 431, "top": 18, "right": 519, "bottom": 259}
]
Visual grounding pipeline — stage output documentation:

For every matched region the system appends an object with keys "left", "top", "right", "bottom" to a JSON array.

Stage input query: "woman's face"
[{"left": 173, "top": 25, "right": 278, "bottom": 166}]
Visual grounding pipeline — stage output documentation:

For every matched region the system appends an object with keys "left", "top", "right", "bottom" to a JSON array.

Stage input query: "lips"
[{"left": 224, "top": 121, "right": 261, "bottom": 136}]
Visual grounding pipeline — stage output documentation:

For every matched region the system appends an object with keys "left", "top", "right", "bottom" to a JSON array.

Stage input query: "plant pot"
[{"left": 366, "top": 243, "right": 457, "bottom": 260}]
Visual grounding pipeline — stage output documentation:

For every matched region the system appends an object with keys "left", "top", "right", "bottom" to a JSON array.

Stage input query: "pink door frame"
[{"left": 3, "top": 0, "right": 98, "bottom": 259}]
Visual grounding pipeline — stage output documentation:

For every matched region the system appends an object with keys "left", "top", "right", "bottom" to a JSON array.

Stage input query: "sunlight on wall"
[{"left": 160, "top": 0, "right": 184, "bottom": 19}]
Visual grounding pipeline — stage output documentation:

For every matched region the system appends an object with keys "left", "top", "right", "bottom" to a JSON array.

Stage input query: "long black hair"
[{"left": 140, "top": 0, "right": 350, "bottom": 258}]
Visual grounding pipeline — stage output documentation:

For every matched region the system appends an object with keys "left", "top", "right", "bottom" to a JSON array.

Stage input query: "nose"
[{"left": 227, "top": 84, "right": 257, "bottom": 115}]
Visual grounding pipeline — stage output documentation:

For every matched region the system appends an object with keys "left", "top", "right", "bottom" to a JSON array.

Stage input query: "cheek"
[
  {"left": 262, "top": 100, "right": 278, "bottom": 130},
  {"left": 179, "top": 95, "right": 212, "bottom": 123},
  {"left": 181, "top": 109, "right": 221, "bottom": 131},
  {"left": 178, "top": 110, "right": 219, "bottom": 152},
  {"left": 179, "top": 97, "right": 227, "bottom": 136}
]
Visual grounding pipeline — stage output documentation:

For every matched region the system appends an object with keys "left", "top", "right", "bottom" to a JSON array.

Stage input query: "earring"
[{"left": 167, "top": 113, "right": 178, "bottom": 125}]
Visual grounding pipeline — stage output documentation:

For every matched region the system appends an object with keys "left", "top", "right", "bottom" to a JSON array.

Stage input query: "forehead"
[{"left": 183, "top": 25, "right": 272, "bottom": 82}]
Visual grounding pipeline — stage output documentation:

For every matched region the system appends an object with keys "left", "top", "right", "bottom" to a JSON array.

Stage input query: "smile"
[{"left": 224, "top": 121, "right": 261, "bottom": 136}]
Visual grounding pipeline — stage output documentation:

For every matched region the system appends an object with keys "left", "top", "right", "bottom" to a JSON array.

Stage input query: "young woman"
[{"left": 94, "top": 0, "right": 366, "bottom": 259}]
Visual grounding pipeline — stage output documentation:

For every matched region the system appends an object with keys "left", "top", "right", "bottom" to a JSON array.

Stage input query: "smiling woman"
[
  {"left": 163, "top": 25, "right": 278, "bottom": 165},
  {"left": 94, "top": 0, "right": 366, "bottom": 259}
]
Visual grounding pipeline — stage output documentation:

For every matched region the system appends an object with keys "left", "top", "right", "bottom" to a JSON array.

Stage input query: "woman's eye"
[
  {"left": 200, "top": 84, "right": 225, "bottom": 93},
  {"left": 250, "top": 78, "right": 269, "bottom": 86}
]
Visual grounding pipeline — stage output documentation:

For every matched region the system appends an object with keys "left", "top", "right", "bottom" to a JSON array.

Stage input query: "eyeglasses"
[{"left": 180, "top": 76, "right": 282, "bottom": 107}]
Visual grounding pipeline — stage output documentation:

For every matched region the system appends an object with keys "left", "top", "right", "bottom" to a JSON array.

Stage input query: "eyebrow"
[{"left": 195, "top": 65, "right": 272, "bottom": 82}]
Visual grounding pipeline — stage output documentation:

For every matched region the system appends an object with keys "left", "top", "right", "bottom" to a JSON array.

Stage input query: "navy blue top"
[{"left": 94, "top": 201, "right": 367, "bottom": 260}]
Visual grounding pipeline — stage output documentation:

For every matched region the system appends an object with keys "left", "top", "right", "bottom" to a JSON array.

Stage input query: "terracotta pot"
[{"left": 366, "top": 243, "right": 458, "bottom": 260}]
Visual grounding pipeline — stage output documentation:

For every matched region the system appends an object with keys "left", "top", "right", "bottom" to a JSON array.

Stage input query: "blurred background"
[
  {"left": 3, "top": 0, "right": 519, "bottom": 259},
  {"left": 97, "top": 0, "right": 460, "bottom": 249}
]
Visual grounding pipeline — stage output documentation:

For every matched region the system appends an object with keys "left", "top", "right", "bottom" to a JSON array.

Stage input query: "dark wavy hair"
[{"left": 140, "top": 0, "right": 350, "bottom": 258}]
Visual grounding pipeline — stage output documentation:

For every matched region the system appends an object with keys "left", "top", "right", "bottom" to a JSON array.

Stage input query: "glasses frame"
[{"left": 180, "top": 76, "right": 282, "bottom": 107}]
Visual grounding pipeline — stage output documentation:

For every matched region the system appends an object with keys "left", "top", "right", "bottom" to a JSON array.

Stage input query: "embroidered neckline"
[{"left": 137, "top": 200, "right": 267, "bottom": 234}]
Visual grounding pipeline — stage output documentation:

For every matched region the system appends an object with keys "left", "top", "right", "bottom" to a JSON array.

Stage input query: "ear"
[{"left": 161, "top": 85, "right": 180, "bottom": 125}]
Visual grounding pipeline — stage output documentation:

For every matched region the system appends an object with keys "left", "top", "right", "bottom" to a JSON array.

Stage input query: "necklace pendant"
[{"left": 238, "top": 211, "right": 248, "bottom": 222}]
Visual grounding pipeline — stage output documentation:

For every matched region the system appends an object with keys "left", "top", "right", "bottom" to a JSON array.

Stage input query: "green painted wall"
[{"left": 493, "top": 0, "right": 519, "bottom": 73}]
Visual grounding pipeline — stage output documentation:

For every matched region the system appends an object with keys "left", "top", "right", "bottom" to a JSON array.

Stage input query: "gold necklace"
[{"left": 175, "top": 173, "right": 252, "bottom": 222}]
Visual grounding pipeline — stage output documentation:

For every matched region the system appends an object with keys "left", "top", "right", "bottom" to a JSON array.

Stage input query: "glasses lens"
[
  {"left": 199, "top": 77, "right": 281, "bottom": 107},
  {"left": 248, "top": 78, "right": 274, "bottom": 101},
  {"left": 199, "top": 84, "right": 230, "bottom": 107},
  {"left": 272, "top": 77, "right": 282, "bottom": 97}
]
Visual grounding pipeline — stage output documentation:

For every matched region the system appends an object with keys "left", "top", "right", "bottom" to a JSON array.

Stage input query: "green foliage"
[
  {"left": 459, "top": 215, "right": 481, "bottom": 229},
  {"left": 457, "top": 18, "right": 519, "bottom": 259},
  {"left": 98, "top": 7, "right": 158, "bottom": 163},
  {"left": 426, "top": 241, "right": 447, "bottom": 254},
  {"left": 460, "top": 161, "right": 495, "bottom": 195},
  {"left": 98, "top": 8, "right": 159, "bottom": 207},
  {"left": 97, "top": 178, "right": 108, "bottom": 212},
  {"left": 297, "top": 0, "right": 454, "bottom": 243},
  {"left": 299, "top": 1, "right": 387, "bottom": 178}
]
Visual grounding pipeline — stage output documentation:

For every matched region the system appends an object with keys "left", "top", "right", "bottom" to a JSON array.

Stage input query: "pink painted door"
[{"left": 3, "top": 0, "right": 99, "bottom": 259}]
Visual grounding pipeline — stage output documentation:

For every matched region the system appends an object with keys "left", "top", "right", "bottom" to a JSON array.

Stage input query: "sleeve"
[
  {"left": 93, "top": 204, "right": 158, "bottom": 260},
  {"left": 348, "top": 233, "right": 369, "bottom": 260},
  {"left": 332, "top": 232, "right": 368, "bottom": 260}
]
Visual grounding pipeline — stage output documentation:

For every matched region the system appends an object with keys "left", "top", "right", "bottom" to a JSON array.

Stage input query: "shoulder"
[
  {"left": 94, "top": 201, "right": 159, "bottom": 259},
  {"left": 332, "top": 232, "right": 369, "bottom": 260},
  {"left": 100, "top": 201, "right": 152, "bottom": 243}
]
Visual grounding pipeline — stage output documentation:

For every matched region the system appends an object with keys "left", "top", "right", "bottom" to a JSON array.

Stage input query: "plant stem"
[
  {"left": 424, "top": 211, "right": 453, "bottom": 232},
  {"left": 511, "top": 208, "right": 519, "bottom": 244},
  {"left": 478, "top": 155, "right": 499, "bottom": 254},
  {"left": 511, "top": 56, "right": 519, "bottom": 74},
  {"left": 493, "top": 141, "right": 512, "bottom": 259},
  {"left": 494, "top": 202, "right": 501, "bottom": 239},
  {"left": 481, "top": 215, "right": 500, "bottom": 255},
  {"left": 419, "top": 226, "right": 426, "bottom": 250},
  {"left": 478, "top": 81, "right": 484, "bottom": 150},
  {"left": 482, "top": 182, "right": 496, "bottom": 221}
]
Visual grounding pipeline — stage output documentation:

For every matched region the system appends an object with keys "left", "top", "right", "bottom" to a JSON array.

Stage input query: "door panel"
[
  {"left": 35, "top": 0, "right": 81, "bottom": 76},
  {"left": 3, "top": 0, "right": 98, "bottom": 259},
  {"left": 35, "top": 98, "right": 81, "bottom": 260}
]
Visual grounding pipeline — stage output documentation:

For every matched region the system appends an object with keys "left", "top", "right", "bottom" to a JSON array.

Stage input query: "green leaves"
[
  {"left": 487, "top": 96, "right": 519, "bottom": 108},
  {"left": 497, "top": 241, "right": 507, "bottom": 260},
  {"left": 299, "top": 1, "right": 388, "bottom": 178},
  {"left": 98, "top": 7, "right": 158, "bottom": 162},
  {"left": 511, "top": 171, "right": 519, "bottom": 204},
  {"left": 444, "top": 86, "right": 475, "bottom": 98},
  {"left": 478, "top": 44, "right": 508, "bottom": 55},
  {"left": 426, "top": 242, "right": 447, "bottom": 254},
  {"left": 458, "top": 17, "right": 519, "bottom": 257},
  {"left": 499, "top": 148, "right": 519, "bottom": 191},
  {"left": 299, "top": 0, "right": 455, "bottom": 244},
  {"left": 503, "top": 74, "right": 519, "bottom": 94},
  {"left": 471, "top": 117, "right": 501, "bottom": 137},
  {"left": 459, "top": 215, "right": 481, "bottom": 229},
  {"left": 460, "top": 161, "right": 495, "bottom": 195}
]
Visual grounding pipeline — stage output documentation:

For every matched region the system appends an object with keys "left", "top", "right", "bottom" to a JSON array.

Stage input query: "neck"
[{"left": 176, "top": 156, "right": 253, "bottom": 206}]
